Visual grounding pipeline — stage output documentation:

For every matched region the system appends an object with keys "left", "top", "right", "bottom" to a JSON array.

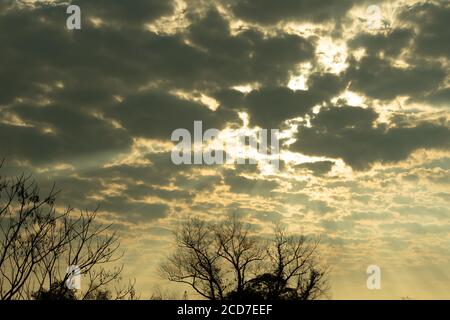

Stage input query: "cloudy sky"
[{"left": 1, "top": 0, "right": 449, "bottom": 299}]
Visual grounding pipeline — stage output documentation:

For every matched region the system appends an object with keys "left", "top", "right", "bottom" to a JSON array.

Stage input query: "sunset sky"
[{"left": 1, "top": 0, "right": 449, "bottom": 299}]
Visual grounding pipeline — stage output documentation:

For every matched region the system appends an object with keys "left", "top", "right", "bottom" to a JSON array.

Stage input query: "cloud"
[
  {"left": 0, "top": 103, "right": 131, "bottom": 165},
  {"left": 108, "top": 90, "right": 237, "bottom": 139},
  {"left": 343, "top": 211, "right": 393, "bottom": 221},
  {"left": 434, "top": 192, "right": 450, "bottom": 202},
  {"left": 345, "top": 55, "right": 446, "bottom": 101},
  {"left": 225, "top": 0, "right": 355, "bottom": 25},
  {"left": 421, "top": 88, "right": 450, "bottom": 108},
  {"left": 81, "top": 152, "right": 184, "bottom": 186},
  {"left": 348, "top": 28, "right": 413, "bottom": 57},
  {"left": 1, "top": 0, "right": 450, "bottom": 299},
  {"left": 218, "top": 72, "right": 345, "bottom": 128},
  {"left": 344, "top": 2, "right": 449, "bottom": 105},
  {"left": 185, "top": 9, "right": 316, "bottom": 87},
  {"left": 223, "top": 170, "right": 278, "bottom": 196},
  {"left": 321, "top": 218, "right": 355, "bottom": 232},
  {"left": 380, "top": 222, "right": 450, "bottom": 235},
  {"left": 76, "top": 0, "right": 175, "bottom": 26},
  {"left": 291, "top": 106, "right": 450, "bottom": 169},
  {"left": 101, "top": 197, "right": 169, "bottom": 223},
  {"left": 399, "top": 1, "right": 450, "bottom": 59},
  {"left": 295, "top": 160, "right": 335, "bottom": 176},
  {"left": 303, "top": 199, "right": 335, "bottom": 215}
]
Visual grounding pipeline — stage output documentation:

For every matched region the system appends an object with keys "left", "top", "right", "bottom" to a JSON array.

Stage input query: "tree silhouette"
[
  {"left": 31, "top": 281, "right": 77, "bottom": 300},
  {"left": 0, "top": 163, "right": 135, "bottom": 300},
  {"left": 161, "top": 216, "right": 329, "bottom": 300}
]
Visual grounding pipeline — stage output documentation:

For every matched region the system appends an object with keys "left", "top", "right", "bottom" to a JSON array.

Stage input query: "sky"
[{"left": 0, "top": 0, "right": 449, "bottom": 299}]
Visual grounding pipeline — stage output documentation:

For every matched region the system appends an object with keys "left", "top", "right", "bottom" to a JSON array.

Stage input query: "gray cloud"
[
  {"left": 101, "top": 197, "right": 169, "bottom": 223},
  {"left": 399, "top": 1, "right": 450, "bottom": 59},
  {"left": 345, "top": 55, "right": 446, "bottom": 101},
  {"left": 108, "top": 90, "right": 237, "bottom": 139},
  {"left": 291, "top": 106, "right": 450, "bottom": 169},
  {"left": 75, "top": 0, "right": 175, "bottom": 26},
  {"left": 295, "top": 161, "right": 335, "bottom": 176},
  {"left": 380, "top": 222, "right": 450, "bottom": 235},
  {"left": 1, "top": 0, "right": 450, "bottom": 298},
  {"left": 344, "top": 1, "right": 449, "bottom": 105},
  {"left": 0, "top": 103, "right": 131, "bottom": 165},
  {"left": 225, "top": 0, "right": 355, "bottom": 25},
  {"left": 217, "top": 72, "right": 345, "bottom": 128},
  {"left": 348, "top": 28, "right": 413, "bottom": 57},
  {"left": 223, "top": 170, "right": 278, "bottom": 196}
]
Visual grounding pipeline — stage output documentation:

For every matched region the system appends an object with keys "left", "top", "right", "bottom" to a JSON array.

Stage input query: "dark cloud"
[
  {"left": 274, "top": 192, "right": 309, "bottom": 205},
  {"left": 175, "top": 175, "right": 222, "bottom": 192},
  {"left": 225, "top": 0, "right": 355, "bottom": 25},
  {"left": 434, "top": 192, "right": 450, "bottom": 202},
  {"left": 223, "top": 170, "right": 278, "bottom": 196},
  {"left": 393, "top": 205, "right": 449, "bottom": 219},
  {"left": 0, "top": 0, "right": 14, "bottom": 11},
  {"left": 236, "top": 87, "right": 314, "bottom": 128},
  {"left": 100, "top": 196, "right": 169, "bottom": 223},
  {"left": 291, "top": 106, "right": 450, "bottom": 169},
  {"left": 272, "top": 191, "right": 335, "bottom": 215},
  {"left": 348, "top": 28, "right": 413, "bottom": 57},
  {"left": 381, "top": 236, "right": 410, "bottom": 251},
  {"left": 399, "top": 1, "right": 450, "bottom": 59},
  {"left": 428, "top": 171, "right": 450, "bottom": 185},
  {"left": 343, "top": 211, "right": 393, "bottom": 221},
  {"left": 344, "top": 2, "right": 449, "bottom": 105},
  {"left": 185, "top": 9, "right": 315, "bottom": 87},
  {"left": 321, "top": 218, "right": 354, "bottom": 231},
  {"left": 75, "top": 0, "right": 175, "bottom": 26},
  {"left": 295, "top": 160, "right": 334, "bottom": 176},
  {"left": 421, "top": 87, "right": 450, "bottom": 108},
  {"left": 345, "top": 55, "right": 446, "bottom": 101},
  {"left": 0, "top": 4, "right": 288, "bottom": 106},
  {"left": 251, "top": 210, "right": 283, "bottom": 222},
  {"left": 380, "top": 222, "right": 450, "bottom": 235},
  {"left": 225, "top": 206, "right": 283, "bottom": 224},
  {"left": 124, "top": 183, "right": 193, "bottom": 202},
  {"left": 1, "top": 0, "right": 449, "bottom": 254},
  {"left": 0, "top": 103, "right": 131, "bottom": 165},
  {"left": 0, "top": 2, "right": 319, "bottom": 163},
  {"left": 108, "top": 90, "right": 237, "bottom": 139},
  {"left": 216, "top": 73, "right": 345, "bottom": 128},
  {"left": 307, "top": 105, "right": 378, "bottom": 130},
  {"left": 402, "top": 173, "right": 419, "bottom": 182},
  {"left": 81, "top": 152, "right": 184, "bottom": 186},
  {"left": 303, "top": 199, "right": 335, "bottom": 215}
]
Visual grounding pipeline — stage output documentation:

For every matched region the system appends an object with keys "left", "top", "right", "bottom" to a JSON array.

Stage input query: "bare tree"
[
  {"left": 0, "top": 164, "right": 135, "bottom": 300},
  {"left": 161, "top": 216, "right": 329, "bottom": 300},
  {"left": 149, "top": 285, "right": 184, "bottom": 300},
  {"left": 160, "top": 219, "right": 225, "bottom": 300},
  {"left": 262, "top": 225, "right": 329, "bottom": 300},
  {"left": 214, "top": 217, "right": 265, "bottom": 298}
]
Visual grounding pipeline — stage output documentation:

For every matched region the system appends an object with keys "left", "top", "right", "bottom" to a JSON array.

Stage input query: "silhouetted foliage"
[
  {"left": 161, "top": 215, "right": 329, "bottom": 300},
  {"left": 0, "top": 163, "right": 136, "bottom": 300},
  {"left": 32, "top": 281, "right": 76, "bottom": 300}
]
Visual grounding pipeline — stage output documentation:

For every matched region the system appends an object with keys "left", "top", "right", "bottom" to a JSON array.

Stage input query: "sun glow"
[{"left": 316, "top": 38, "right": 348, "bottom": 74}]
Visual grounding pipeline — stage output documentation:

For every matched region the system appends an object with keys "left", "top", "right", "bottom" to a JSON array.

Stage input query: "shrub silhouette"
[
  {"left": 161, "top": 215, "right": 329, "bottom": 300},
  {"left": 0, "top": 165, "right": 135, "bottom": 300}
]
